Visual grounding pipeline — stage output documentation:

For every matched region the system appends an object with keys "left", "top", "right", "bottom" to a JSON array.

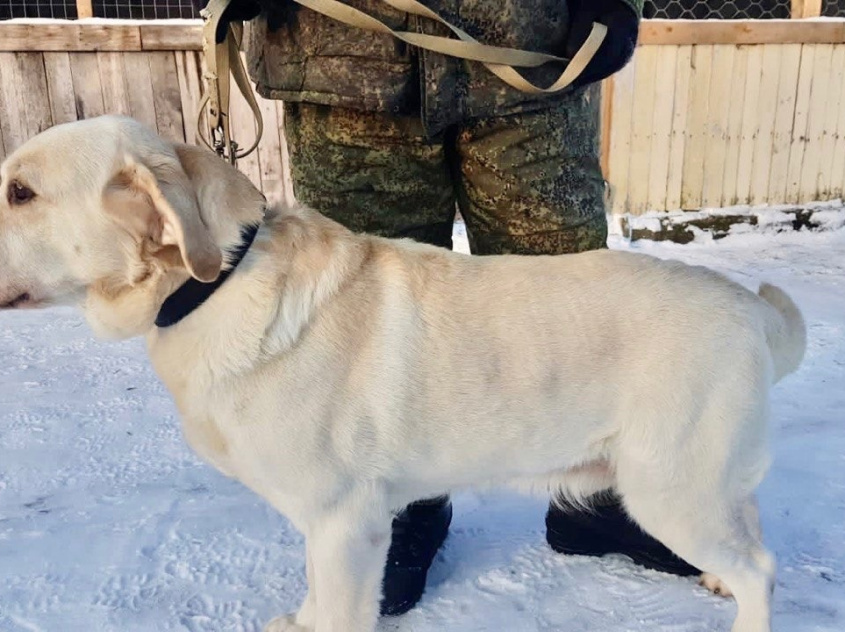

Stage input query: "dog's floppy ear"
[{"left": 105, "top": 153, "right": 223, "bottom": 283}]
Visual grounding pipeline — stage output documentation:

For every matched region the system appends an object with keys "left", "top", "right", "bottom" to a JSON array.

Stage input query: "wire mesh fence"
[
  {"left": 92, "top": 0, "right": 197, "bottom": 19},
  {"left": 1, "top": 0, "right": 77, "bottom": 19},
  {"left": 822, "top": 0, "right": 845, "bottom": 18},
  {"left": 644, "top": 0, "right": 792, "bottom": 19}
]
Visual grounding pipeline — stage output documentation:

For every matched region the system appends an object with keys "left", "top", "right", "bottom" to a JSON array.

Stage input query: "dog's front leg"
[
  {"left": 310, "top": 495, "right": 392, "bottom": 632},
  {"left": 264, "top": 544, "right": 317, "bottom": 632}
]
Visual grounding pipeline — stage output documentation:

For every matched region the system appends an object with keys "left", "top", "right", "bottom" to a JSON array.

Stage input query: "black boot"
[
  {"left": 545, "top": 494, "right": 700, "bottom": 577},
  {"left": 380, "top": 495, "right": 452, "bottom": 616}
]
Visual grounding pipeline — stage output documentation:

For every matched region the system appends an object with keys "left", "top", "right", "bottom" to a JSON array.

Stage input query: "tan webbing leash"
[{"left": 198, "top": 0, "right": 607, "bottom": 165}]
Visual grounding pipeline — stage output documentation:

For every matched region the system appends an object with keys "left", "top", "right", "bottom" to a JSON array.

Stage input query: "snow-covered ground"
[{"left": 1, "top": 223, "right": 843, "bottom": 632}]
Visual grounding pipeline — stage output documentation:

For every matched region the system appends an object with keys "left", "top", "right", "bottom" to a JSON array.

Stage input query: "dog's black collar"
[{"left": 155, "top": 222, "right": 261, "bottom": 328}]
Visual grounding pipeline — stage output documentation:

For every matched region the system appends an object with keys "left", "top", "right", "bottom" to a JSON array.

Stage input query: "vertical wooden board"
[
  {"left": 175, "top": 51, "right": 204, "bottom": 145},
  {"left": 786, "top": 45, "right": 815, "bottom": 204},
  {"left": 97, "top": 52, "right": 131, "bottom": 116},
  {"left": 767, "top": 44, "right": 802, "bottom": 205},
  {"left": 0, "top": 53, "right": 27, "bottom": 154},
  {"left": 680, "top": 45, "right": 713, "bottom": 211},
  {"left": 831, "top": 48, "right": 845, "bottom": 199},
  {"left": 646, "top": 46, "right": 677, "bottom": 213},
  {"left": 43, "top": 52, "right": 77, "bottom": 126},
  {"left": 600, "top": 77, "right": 614, "bottom": 180},
  {"left": 607, "top": 52, "right": 636, "bottom": 215},
  {"left": 123, "top": 53, "right": 158, "bottom": 132},
  {"left": 799, "top": 44, "right": 833, "bottom": 202},
  {"left": 276, "top": 101, "right": 296, "bottom": 204},
  {"left": 228, "top": 55, "right": 263, "bottom": 190},
  {"left": 735, "top": 46, "right": 764, "bottom": 206},
  {"left": 818, "top": 45, "right": 845, "bottom": 199},
  {"left": 627, "top": 46, "right": 658, "bottom": 215},
  {"left": 749, "top": 45, "right": 782, "bottom": 207},
  {"left": 256, "top": 95, "right": 286, "bottom": 203},
  {"left": 148, "top": 52, "right": 186, "bottom": 143},
  {"left": 665, "top": 45, "right": 692, "bottom": 211},
  {"left": 721, "top": 46, "right": 749, "bottom": 207},
  {"left": 69, "top": 52, "right": 105, "bottom": 120},
  {"left": 701, "top": 45, "right": 735, "bottom": 209},
  {"left": 16, "top": 53, "right": 53, "bottom": 138}
]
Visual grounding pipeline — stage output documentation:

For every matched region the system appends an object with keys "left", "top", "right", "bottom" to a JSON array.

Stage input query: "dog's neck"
[{"left": 154, "top": 221, "right": 261, "bottom": 328}]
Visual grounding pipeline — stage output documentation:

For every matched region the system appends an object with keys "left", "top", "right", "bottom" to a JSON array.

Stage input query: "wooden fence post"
[
  {"left": 792, "top": 0, "right": 823, "bottom": 18},
  {"left": 76, "top": 0, "right": 94, "bottom": 19}
]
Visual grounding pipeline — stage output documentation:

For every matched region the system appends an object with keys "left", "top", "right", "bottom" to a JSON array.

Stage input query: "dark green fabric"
[
  {"left": 282, "top": 83, "right": 607, "bottom": 255},
  {"left": 246, "top": 0, "right": 643, "bottom": 135}
]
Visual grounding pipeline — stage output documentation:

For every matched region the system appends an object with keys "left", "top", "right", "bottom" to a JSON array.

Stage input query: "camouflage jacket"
[{"left": 245, "top": 0, "right": 643, "bottom": 135}]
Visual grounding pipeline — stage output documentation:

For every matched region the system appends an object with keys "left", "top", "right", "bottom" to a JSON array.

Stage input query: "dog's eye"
[{"left": 8, "top": 181, "right": 35, "bottom": 205}]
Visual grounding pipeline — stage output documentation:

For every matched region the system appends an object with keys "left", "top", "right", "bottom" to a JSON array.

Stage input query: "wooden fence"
[{"left": 1, "top": 16, "right": 845, "bottom": 216}]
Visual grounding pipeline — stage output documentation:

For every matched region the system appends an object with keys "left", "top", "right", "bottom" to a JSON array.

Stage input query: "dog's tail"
[{"left": 758, "top": 283, "right": 807, "bottom": 382}]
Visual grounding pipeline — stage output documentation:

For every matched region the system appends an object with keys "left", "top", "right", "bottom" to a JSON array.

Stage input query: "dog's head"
[{"left": 0, "top": 115, "right": 264, "bottom": 337}]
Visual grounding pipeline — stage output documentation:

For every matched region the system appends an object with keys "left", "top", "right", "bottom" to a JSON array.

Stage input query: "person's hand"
[
  {"left": 565, "top": 0, "right": 639, "bottom": 88},
  {"left": 192, "top": 0, "right": 281, "bottom": 43}
]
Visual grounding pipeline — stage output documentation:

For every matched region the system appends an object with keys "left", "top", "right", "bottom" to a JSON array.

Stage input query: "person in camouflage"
[{"left": 198, "top": 0, "right": 700, "bottom": 617}]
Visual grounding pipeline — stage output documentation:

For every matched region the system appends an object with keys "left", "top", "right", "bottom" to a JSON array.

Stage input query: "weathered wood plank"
[
  {"left": 148, "top": 52, "right": 187, "bottom": 142},
  {"left": 786, "top": 45, "right": 815, "bottom": 204},
  {"left": 818, "top": 45, "right": 845, "bottom": 199},
  {"left": 0, "top": 24, "right": 143, "bottom": 52},
  {"left": 69, "top": 52, "right": 105, "bottom": 120},
  {"left": 123, "top": 54, "right": 159, "bottom": 132},
  {"left": 639, "top": 19, "right": 845, "bottom": 46},
  {"left": 701, "top": 44, "right": 734, "bottom": 208},
  {"left": 17, "top": 53, "right": 54, "bottom": 138},
  {"left": 665, "top": 45, "right": 692, "bottom": 211},
  {"left": 627, "top": 45, "right": 659, "bottom": 214},
  {"left": 646, "top": 46, "right": 677, "bottom": 212},
  {"left": 0, "top": 54, "right": 30, "bottom": 154},
  {"left": 228, "top": 54, "right": 263, "bottom": 190},
  {"left": 799, "top": 44, "right": 833, "bottom": 202},
  {"left": 768, "top": 44, "right": 802, "bottom": 204},
  {"left": 175, "top": 51, "right": 205, "bottom": 144},
  {"left": 98, "top": 52, "right": 132, "bottom": 116},
  {"left": 257, "top": 95, "right": 287, "bottom": 204},
  {"left": 680, "top": 45, "right": 713, "bottom": 210},
  {"left": 43, "top": 52, "right": 78, "bottom": 126},
  {"left": 722, "top": 45, "right": 749, "bottom": 207},
  {"left": 607, "top": 51, "right": 636, "bottom": 214},
  {"left": 749, "top": 45, "right": 782, "bottom": 206},
  {"left": 276, "top": 101, "right": 296, "bottom": 204},
  {"left": 140, "top": 24, "right": 204, "bottom": 51}
]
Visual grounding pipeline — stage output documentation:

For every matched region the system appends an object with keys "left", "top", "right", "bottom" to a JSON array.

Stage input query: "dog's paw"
[
  {"left": 263, "top": 614, "right": 312, "bottom": 632},
  {"left": 699, "top": 572, "right": 733, "bottom": 598}
]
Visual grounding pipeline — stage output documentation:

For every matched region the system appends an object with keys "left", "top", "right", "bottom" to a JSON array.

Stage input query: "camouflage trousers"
[{"left": 282, "top": 85, "right": 607, "bottom": 255}]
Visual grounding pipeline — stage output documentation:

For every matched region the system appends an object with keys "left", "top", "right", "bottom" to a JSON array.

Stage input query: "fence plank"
[
  {"left": 0, "top": 54, "right": 29, "bottom": 154},
  {"left": 43, "top": 53, "right": 78, "bottom": 126},
  {"left": 639, "top": 19, "right": 845, "bottom": 45},
  {"left": 98, "top": 52, "right": 132, "bottom": 117},
  {"left": 819, "top": 45, "right": 845, "bottom": 199},
  {"left": 228, "top": 55, "right": 263, "bottom": 191},
  {"left": 256, "top": 96, "right": 287, "bottom": 204},
  {"left": 17, "top": 53, "right": 54, "bottom": 138},
  {"left": 607, "top": 51, "right": 637, "bottom": 214},
  {"left": 665, "top": 45, "right": 692, "bottom": 211},
  {"left": 680, "top": 45, "right": 713, "bottom": 210},
  {"left": 701, "top": 45, "right": 735, "bottom": 208},
  {"left": 831, "top": 51, "right": 845, "bottom": 200},
  {"left": 69, "top": 52, "right": 105, "bottom": 120},
  {"left": 722, "top": 46, "right": 749, "bottom": 206},
  {"left": 646, "top": 46, "right": 677, "bottom": 212},
  {"left": 627, "top": 45, "right": 659, "bottom": 214},
  {"left": 0, "top": 24, "right": 143, "bottom": 52},
  {"left": 768, "top": 44, "right": 802, "bottom": 204},
  {"left": 175, "top": 51, "right": 204, "bottom": 144},
  {"left": 735, "top": 46, "right": 764, "bottom": 206},
  {"left": 799, "top": 44, "right": 833, "bottom": 202},
  {"left": 148, "top": 52, "right": 187, "bottom": 142},
  {"left": 123, "top": 54, "right": 158, "bottom": 132},
  {"left": 786, "top": 45, "right": 815, "bottom": 204},
  {"left": 750, "top": 45, "right": 782, "bottom": 206}
]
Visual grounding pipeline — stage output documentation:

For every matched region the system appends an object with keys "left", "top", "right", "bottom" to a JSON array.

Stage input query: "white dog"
[{"left": 0, "top": 116, "right": 805, "bottom": 632}]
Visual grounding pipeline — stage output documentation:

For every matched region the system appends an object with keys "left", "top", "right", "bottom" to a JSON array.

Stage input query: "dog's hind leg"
[{"left": 614, "top": 456, "right": 774, "bottom": 632}]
